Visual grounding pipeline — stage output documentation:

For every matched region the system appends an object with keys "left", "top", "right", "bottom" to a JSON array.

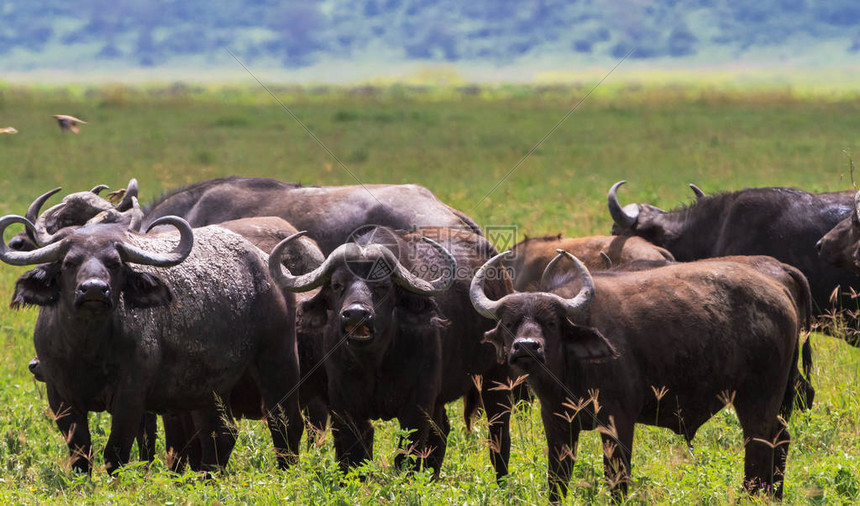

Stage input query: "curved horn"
[
  {"left": 269, "top": 232, "right": 345, "bottom": 292},
  {"left": 540, "top": 249, "right": 595, "bottom": 318},
  {"left": 689, "top": 183, "right": 706, "bottom": 200},
  {"left": 24, "top": 187, "right": 62, "bottom": 244},
  {"left": 469, "top": 250, "right": 512, "bottom": 319},
  {"left": 91, "top": 184, "right": 109, "bottom": 195},
  {"left": 117, "top": 216, "right": 194, "bottom": 267},
  {"left": 607, "top": 180, "right": 639, "bottom": 230},
  {"left": 599, "top": 251, "right": 612, "bottom": 269},
  {"left": 116, "top": 178, "right": 138, "bottom": 211},
  {"left": 25, "top": 187, "right": 62, "bottom": 224},
  {"left": 387, "top": 236, "right": 456, "bottom": 295},
  {"left": 33, "top": 202, "right": 68, "bottom": 246},
  {"left": 0, "top": 216, "right": 65, "bottom": 266},
  {"left": 270, "top": 234, "right": 456, "bottom": 295}
]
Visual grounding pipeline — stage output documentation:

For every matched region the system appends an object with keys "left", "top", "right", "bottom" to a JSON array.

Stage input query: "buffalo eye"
[
  {"left": 62, "top": 256, "right": 81, "bottom": 270},
  {"left": 371, "top": 282, "right": 389, "bottom": 296},
  {"left": 103, "top": 256, "right": 122, "bottom": 270},
  {"left": 331, "top": 281, "right": 344, "bottom": 293}
]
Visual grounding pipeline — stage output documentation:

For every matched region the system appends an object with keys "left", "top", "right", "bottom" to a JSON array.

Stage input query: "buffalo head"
[
  {"left": 817, "top": 190, "right": 860, "bottom": 271},
  {"left": 607, "top": 180, "right": 705, "bottom": 247},
  {"left": 471, "top": 249, "right": 616, "bottom": 372},
  {"left": 270, "top": 230, "right": 456, "bottom": 350},
  {"left": 1, "top": 214, "right": 191, "bottom": 315},
  {"left": 10, "top": 179, "right": 139, "bottom": 251}
]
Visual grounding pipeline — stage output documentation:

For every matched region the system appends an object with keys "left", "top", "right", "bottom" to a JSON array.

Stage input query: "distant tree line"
[{"left": 2, "top": 0, "right": 859, "bottom": 68}]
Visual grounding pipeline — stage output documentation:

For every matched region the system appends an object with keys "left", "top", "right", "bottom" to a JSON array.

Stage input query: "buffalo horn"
[
  {"left": 24, "top": 187, "right": 63, "bottom": 245},
  {"left": 469, "top": 250, "right": 512, "bottom": 319},
  {"left": 389, "top": 236, "right": 456, "bottom": 295},
  {"left": 115, "top": 178, "right": 139, "bottom": 211},
  {"left": 0, "top": 215, "right": 64, "bottom": 266},
  {"left": 117, "top": 216, "right": 194, "bottom": 267},
  {"left": 854, "top": 191, "right": 860, "bottom": 219},
  {"left": 271, "top": 234, "right": 456, "bottom": 295},
  {"left": 90, "top": 184, "right": 109, "bottom": 195},
  {"left": 33, "top": 202, "right": 68, "bottom": 246},
  {"left": 269, "top": 232, "right": 343, "bottom": 292},
  {"left": 540, "top": 249, "right": 595, "bottom": 318},
  {"left": 608, "top": 180, "right": 639, "bottom": 230},
  {"left": 689, "top": 183, "right": 706, "bottom": 200}
]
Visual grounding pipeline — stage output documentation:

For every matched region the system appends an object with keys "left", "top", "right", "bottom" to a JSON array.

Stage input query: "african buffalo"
[
  {"left": 471, "top": 250, "right": 807, "bottom": 501},
  {"left": 8, "top": 182, "right": 138, "bottom": 251},
  {"left": 505, "top": 234, "right": 674, "bottom": 291},
  {"left": 1, "top": 216, "right": 302, "bottom": 474},
  {"left": 158, "top": 216, "right": 327, "bottom": 471},
  {"left": 269, "top": 226, "right": 516, "bottom": 480},
  {"left": 13, "top": 177, "right": 482, "bottom": 254},
  {"left": 608, "top": 180, "right": 860, "bottom": 329}
]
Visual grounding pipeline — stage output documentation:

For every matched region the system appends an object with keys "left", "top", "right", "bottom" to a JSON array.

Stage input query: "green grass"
[{"left": 1, "top": 83, "right": 860, "bottom": 503}]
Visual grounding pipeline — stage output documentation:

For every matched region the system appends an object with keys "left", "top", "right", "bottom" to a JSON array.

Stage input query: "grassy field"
[{"left": 1, "top": 83, "right": 860, "bottom": 503}]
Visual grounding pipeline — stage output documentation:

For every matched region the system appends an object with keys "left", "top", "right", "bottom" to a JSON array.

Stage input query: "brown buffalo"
[
  {"left": 471, "top": 251, "right": 807, "bottom": 501},
  {"left": 506, "top": 234, "right": 674, "bottom": 291}
]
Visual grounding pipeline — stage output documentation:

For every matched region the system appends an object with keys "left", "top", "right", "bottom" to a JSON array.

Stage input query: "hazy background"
[{"left": 2, "top": 0, "right": 859, "bottom": 85}]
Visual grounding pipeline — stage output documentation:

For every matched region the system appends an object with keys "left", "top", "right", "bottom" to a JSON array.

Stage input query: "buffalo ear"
[
  {"left": 123, "top": 268, "right": 172, "bottom": 308},
  {"left": 482, "top": 325, "right": 506, "bottom": 364},
  {"left": 561, "top": 320, "right": 618, "bottom": 362},
  {"left": 298, "top": 290, "right": 329, "bottom": 330},
  {"left": 11, "top": 264, "right": 62, "bottom": 308}
]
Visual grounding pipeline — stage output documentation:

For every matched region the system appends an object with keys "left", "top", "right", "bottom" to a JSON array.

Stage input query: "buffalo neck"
[{"left": 38, "top": 304, "right": 121, "bottom": 361}]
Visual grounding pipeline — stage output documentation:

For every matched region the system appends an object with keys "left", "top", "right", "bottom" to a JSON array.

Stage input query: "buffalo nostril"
[
  {"left": 79, "top": 280, "right": 110, "bottom": 297},
  {"left": 341, "top": 306, "right": 371, "bottom": 324},
  {"left": 512, "top": 340, "right": 542, "bottom": 356}
]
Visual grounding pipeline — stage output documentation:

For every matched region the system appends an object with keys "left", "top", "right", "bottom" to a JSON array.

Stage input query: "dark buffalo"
[
  {"left": 505, "top": 234, "right": 674, "bottom": 291},
  {"left": 471, "top": 250, "right": 807, "bottom": 501},
  {"left": 158, "top": 217, "right": 328, "bottom": 471},
  {"left": 1, "top": 216, "right": 302, "bottom": 473},
  {"left": 608, "top": 180, "right": 860, "bottom": 326},
  {"left": 13, "top": 177, "right": 482, "bottom": 254},
  {"left": 25, "top": 215, "right": 325, "bottom": 471},
  {"left": 817, "top": 190, "right": 860, "bottom": 272},
  {"left": 9, "top": 182, "right": 138, "bottom": 251},
  {"left": 269, "top": 226, "right": 516, "bottom": 480}
]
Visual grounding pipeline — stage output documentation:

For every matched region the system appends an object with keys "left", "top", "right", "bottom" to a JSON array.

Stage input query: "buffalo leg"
[
  {"left": 395, "top": 407, "right": 434, "bottom": 475},
  {"left": 303, "top": 398, "right": 329, "bottom": 449},
  {"left": 104, "top": 399, "right": 147, "bottom": 474},
  {"left": 737, "top": 411, "right": 790, "bottom": 499},
  {"left": 136, "top": 413, "right": 157, "bottom": 462},
  {"left": 47, "top": 384, "right": 92, "bottom": 473},
  {"left": 191, "top": 404, "right": 236, "bottom": 472},
  {"left": 255, "top": 360, "right": 302, "bottom": 469},
  {"left": 599, "top": 416, "right": 634, "bottom": 500},
  {"left": 481, "top": 368, "right": 514, "bottom": 481},
  {"left": 162, "top": 413, "right": 202, "bottom": 472},
  {"left": 541, "top": 404, "right": 580, "bottom": 503},
  {"left": 332, "top": 413, "right": 374, "bottom": 473},
  {"left": 422, "top": 404, "right": 450, "bottom": 477}
]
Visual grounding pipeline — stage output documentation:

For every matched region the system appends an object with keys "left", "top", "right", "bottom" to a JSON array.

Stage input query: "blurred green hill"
[{"left": 2, "top": 0, "right": 859, "bottom": 71}]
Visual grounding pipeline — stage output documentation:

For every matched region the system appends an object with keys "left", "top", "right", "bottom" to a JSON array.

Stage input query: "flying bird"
[
  {"left": 53, "top": 115, "right": 87, "bottom": 133},
  {"left": 0, "top": 127, "right": 17, "bottom": 134}
]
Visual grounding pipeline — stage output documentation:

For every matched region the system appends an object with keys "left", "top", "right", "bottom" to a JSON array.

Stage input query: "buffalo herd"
[{"left": 4, "top": 176, "right": 860, "bottom": 500}]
